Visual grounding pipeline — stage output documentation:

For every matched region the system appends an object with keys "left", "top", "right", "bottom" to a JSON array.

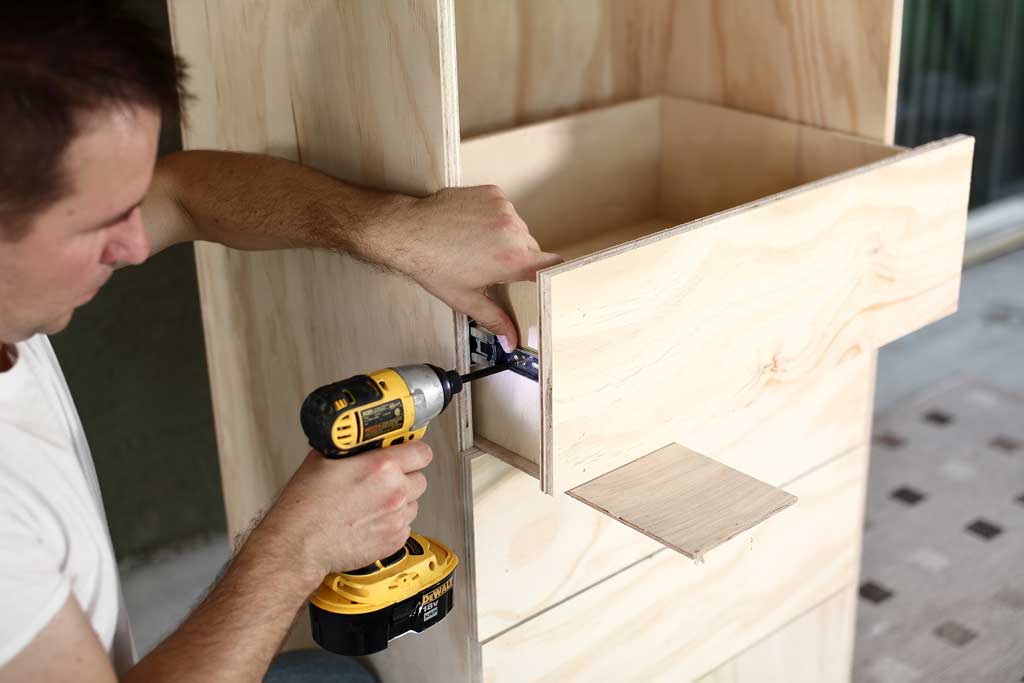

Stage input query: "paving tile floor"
[
  {"left": 855, "top": 380, "right": 1024, "bottom": 682},
  {"left": 855, "top": 248, "right": 1024, "bottom": 683}
]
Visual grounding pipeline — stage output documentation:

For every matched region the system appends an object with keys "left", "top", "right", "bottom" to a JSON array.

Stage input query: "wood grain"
[
  {"left": 658, "top": 96, "right": 899, "bottom": 222},
  {"left": 174, "top": 1, "right": 911, "bottom": 678},
  {"left": 568, "top": 443, "right": 797, "bottom": 561},
  {"left": 462, "top": 94, "right": 969, "bottom": 490},
  {"left": 168, "top": 1, "right": 476, "bottom": 678},
  {"left": 461, "top": 95, "right": 900, "bottom": 471},
  {"left": 481, "top": 446, "right": 869, "bottom": 682},
  {"left": 460, "top": 97, "right": 662, "bottom": 252},
  {"left": 695, "top": 586, "right": 857, "bottom": 683},
  {"left": 471, "top": 354, "right": 874, "bottom": 641},
  {"left": 542, "top": 134, "right": 973, "bottom": 492},
  {"left": 456, "top": 0, "right": 901, "bottom": 139},
  {"left": 471, "top": 216, "right": 674, "bottom": 470}
]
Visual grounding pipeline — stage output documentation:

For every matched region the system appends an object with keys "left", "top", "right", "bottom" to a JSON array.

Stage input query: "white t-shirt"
[{"left": 0, "top": 334, "right": 134, "bottom": 672}]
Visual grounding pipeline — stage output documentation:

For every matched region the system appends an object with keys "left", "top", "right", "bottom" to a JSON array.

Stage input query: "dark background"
[{"left": 49, "top": 0, "right": 223, "bottom": 559}]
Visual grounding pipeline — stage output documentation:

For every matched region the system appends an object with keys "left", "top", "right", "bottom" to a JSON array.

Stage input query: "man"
[{"left": 0, "top": 4, "right": 559, "bottom": 682}]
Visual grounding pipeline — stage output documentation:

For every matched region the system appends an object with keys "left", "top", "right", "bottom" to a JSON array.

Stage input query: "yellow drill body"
[{"left": 299, "top": 364, "right": 463, "bottom": 656}]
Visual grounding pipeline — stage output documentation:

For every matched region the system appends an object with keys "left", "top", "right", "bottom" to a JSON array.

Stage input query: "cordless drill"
[{"left": 299, "top": 364, "right": 467, "bottom": 656}]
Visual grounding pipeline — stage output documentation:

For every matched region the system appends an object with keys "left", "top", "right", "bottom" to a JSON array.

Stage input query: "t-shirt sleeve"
[{"left": 0, "top": 505, "right": 71, "bottom": 667}]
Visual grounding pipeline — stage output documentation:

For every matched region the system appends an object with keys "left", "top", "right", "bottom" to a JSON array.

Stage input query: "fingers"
[
  {"left": 388, "top": 440, "right": 434, "bottom": 473},
  {"left": 462, "top": 291, "right": 518, "bottom": 350},
  {"left": 402, "top": 500, "right": 419, "bottom": 526},
  {"left": 405, "top": 471, "right": 427, "bottom": 502}
]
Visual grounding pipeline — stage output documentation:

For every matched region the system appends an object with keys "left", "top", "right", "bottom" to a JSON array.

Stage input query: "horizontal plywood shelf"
[
  {"left": 463, "top": 95, "right": 973, "bottom": 493},
  {"left": 568, "top": 443, "right": 797, "bottom": 562}
]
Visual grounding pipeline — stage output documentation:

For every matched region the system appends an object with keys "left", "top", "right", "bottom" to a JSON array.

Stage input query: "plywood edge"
[
  {"left": 539, "top": 273, "right": 554, "bottom": 495},
  {"left": 882, "top": 0, "right": 905, "bottom": 144},
  {"left": 568, "top": 443, "right": 797, "bottom": 562},
  {"left": 455, "top": 435, "right": 484, "bottom": 682},
  {"left": 474, "top": 436, "right": 540, "bottom": 480},
  {"left": 460, "top": 95, "right": 661, "bottom": 145},
  {"left": 542, "top": 134, "right": 974, "bottom": 279},
  {"left": 659, "top": 94, "right": 898, "bottom": 156}
]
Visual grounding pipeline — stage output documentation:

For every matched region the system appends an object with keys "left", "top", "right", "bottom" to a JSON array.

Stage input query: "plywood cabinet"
[
  {"left": 169, "top": 1, "right": 971, "bottom": 681},
  {"left": 464, "top": 96, "right": 971, "bottom": 493}
]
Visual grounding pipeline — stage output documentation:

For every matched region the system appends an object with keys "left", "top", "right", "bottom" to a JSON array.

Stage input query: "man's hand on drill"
[
  {"left": 362, "top": 184, "right": 563, "bottom": 350},
  {"left": 253, "top": 441, "right": 433, "bottom": 585}
]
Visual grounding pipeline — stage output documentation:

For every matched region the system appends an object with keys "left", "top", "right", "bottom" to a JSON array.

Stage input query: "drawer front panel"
[{"left": 541, "top": 136, "right": 972, "bottom": 492}]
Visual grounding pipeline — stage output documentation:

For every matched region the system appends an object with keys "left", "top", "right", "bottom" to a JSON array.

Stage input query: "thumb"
[
  {"left": 518, "top": 251, "right": 564, "bottom": 282},
  {"left": 465, "top": 291, "right": 518, "bottom": 351}
]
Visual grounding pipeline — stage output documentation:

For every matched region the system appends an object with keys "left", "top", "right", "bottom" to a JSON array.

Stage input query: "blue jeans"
[{"left": 264, "top": 649, "right": 377, "bottom": 683}]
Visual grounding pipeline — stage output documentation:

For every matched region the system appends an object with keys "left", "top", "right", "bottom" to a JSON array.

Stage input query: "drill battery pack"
[{"left": 309, "top": 533, "right": 458, "bottom": 656}]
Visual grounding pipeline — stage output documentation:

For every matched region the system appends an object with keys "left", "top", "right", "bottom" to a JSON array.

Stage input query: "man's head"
[{"left": 0, "top": 2, "right": 187, "bottom": 343}]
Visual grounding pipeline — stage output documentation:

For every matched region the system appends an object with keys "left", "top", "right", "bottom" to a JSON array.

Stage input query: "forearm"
[
  {"left": 149, "top": 150, "right": 412, "bottom": 263},
  {"left": 124, "top": 525, "right": 320, "bottom": 683},
  {"left": 144, "top": 150, "right": 563, "bottom": 347}
]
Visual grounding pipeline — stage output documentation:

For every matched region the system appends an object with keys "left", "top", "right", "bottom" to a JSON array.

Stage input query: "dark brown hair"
[{"left": 0, "top": 1, "right": 188, "bottom": 240}]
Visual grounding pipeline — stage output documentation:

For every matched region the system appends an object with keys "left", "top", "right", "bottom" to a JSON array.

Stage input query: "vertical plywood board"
[
  {"left": 460, "top": 97, "right": 662, "bottom": 252},
  {"left": 542, "top": 136, "right": 973, "bottom": 492},
  {"left": 456, "top": 0, "right": 901, "bottom": 140},
  {"left": 481, "top": 446, "right": 869, "bottom": 682},
  {"left": 167, "top": 1, "right": 476, "bottom": 679},
  {"left": 696, "top": 586, "right": 857, "bottom": 683}
]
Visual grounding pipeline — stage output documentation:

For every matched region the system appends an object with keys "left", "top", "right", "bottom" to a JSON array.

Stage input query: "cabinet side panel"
[{"left": 168, "top": 1, "right": 475, "bottom": 679}]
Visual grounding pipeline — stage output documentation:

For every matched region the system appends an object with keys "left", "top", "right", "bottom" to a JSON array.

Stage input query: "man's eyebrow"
[{"left": 88, "top": 198, "right": 145, "bottom": 231}]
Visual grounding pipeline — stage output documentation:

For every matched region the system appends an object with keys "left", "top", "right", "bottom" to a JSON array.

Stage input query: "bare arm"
[
  {"left": 123, "top": 524, "right": 314, "bottom": 683},
  {"left": 142, "top": 150, "right": 561, "bottom": 347},
  {"left": 1, "top": 443, "right": 432, "bottom": 683}
]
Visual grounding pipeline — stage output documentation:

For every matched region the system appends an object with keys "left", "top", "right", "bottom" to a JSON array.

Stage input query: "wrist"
[
  {"left": 241, "top": 515, "right": 326, "bottom": 596},
  {"left": 326, "top": 187, "right": 419, "bottom": 274}
]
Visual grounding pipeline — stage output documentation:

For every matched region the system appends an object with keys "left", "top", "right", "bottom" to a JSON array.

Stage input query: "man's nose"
[{"left": 100, "top": 208, "right": 150, "bottom": 268}]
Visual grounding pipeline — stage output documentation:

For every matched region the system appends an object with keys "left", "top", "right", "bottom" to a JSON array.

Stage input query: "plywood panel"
[
  {"left": 696, "top": 586, "right": 857, "bottom": 683},
  {"left": 460, "top": 98, "right": 662, "bottom": 253},
  {"left": 456, "top": 0, "right": 901, "bottom": 140},
  {"left": 543, "top": 135, "right": 973, "bottom": 492},
  {"left": 481, "top": 446, "right": 869, "bottom": 682},
  {"left": 568, "top": 444, "right": 797, "bottom": 561},
  {"left": 167, "top": 1, "right": 475, "bottom": 679},
  {"left": 658, "top": 97, "right": 899, "bottom": 222},
  {"left": 472, "top": 354, "right": 874, "bottom": 641}
]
